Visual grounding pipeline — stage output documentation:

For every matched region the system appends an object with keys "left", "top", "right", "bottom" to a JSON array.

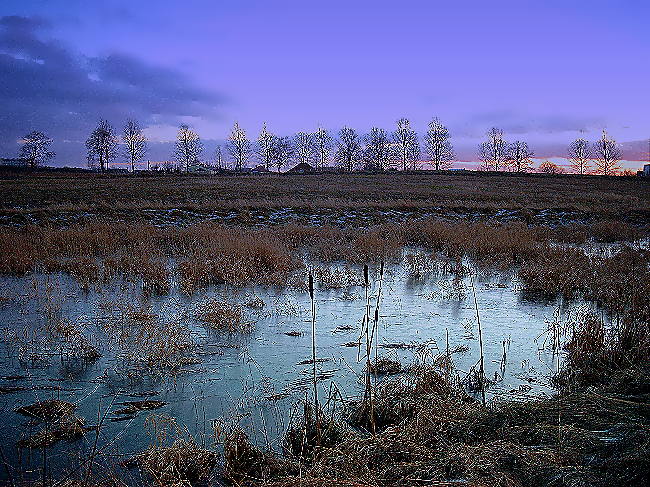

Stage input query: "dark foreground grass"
[{"left": 222, "top": 363, "right": 649, "bottom": 487}]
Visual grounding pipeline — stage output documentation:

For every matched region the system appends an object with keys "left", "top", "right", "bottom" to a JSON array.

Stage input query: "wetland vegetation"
[{"left": 0, "top": 172, "right": 648, "bottom": 486}]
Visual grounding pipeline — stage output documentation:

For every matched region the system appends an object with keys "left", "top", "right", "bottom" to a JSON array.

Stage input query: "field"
[
  {"left": 1, "top": 170, "right": 649, "bottom": 225},
  {"left": 0, "top": 171, "right": 648, "bottom": 486}
]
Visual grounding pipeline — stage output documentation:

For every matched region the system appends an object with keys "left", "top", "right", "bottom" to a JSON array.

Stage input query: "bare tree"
[
  {"left": 293, "top": 131, "right": 316, "bottom": 165},
  {"left": 335, "top": 127, "right": 363, "bottom": 172},
  {"left": 257, "top": 123, "right": 274, "bottom": 170},
  {"left": 214, "top": 145, "right": 224, "bottom": 170},
  {"left": 269, "top": 135, "right": 293, "bottom": 173},
  {"left": 173, "top": 124, "right": 203, "bottom": 172},
  {"left": 313, "top": 127, "right": 333, "bottom": 169},
  {"left": 393, "top": 118, "right": 421, "bottom": 171},
  {"left": 363, "top": 127, "right": 393, "bottom": 171},
  {"left": 227, "top": 122, "right": 252, "bottom": 171},
  {"left": 86, "top": 120, "right": 118, "bottom": 171},
  {"left": 122, "top": 119, "right": 147, "bottom": 172},
  {"left": 593, "top": 130, "right": 621, "bottom": 176},
  {"left": 424, "top": 118, "right": 454, "bottom": 170},
  {"left": 478, "top": 127, "right": 508, "bottom": 171},
  {"left": 567, "top": 137, "right": 592, "bottom": 175},
  {"left": 506, "top": 140, "right": 534, "bottom": 172},
  {"left": 19, "top": 131, "right": 54, "bottom": 168}
]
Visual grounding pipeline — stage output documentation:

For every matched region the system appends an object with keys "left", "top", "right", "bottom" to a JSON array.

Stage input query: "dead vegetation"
[
  {"left": 0, "top": 219, "right": 646, "bottom": 297},
  {"left": 223, "top": 360, "right": 649, "bottom": 487},
  {"left": 123, "top": 438, "right": 218, "bottom": 485},
  {"left": 197, "top": 298, "right": 253, "bottom": 333},
  {"left": 123, "top": 414, "right": 218, "bottom": 485},
  {"left": 16, "top": 399, "right": 76, "bottom": 420},
  {"left": 17, "top": 414, "right": 92, "bottom": 450}
]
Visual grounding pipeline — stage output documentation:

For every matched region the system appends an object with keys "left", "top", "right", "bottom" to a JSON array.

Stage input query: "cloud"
[{"left": 0, "top": 15, "right": 227, "bottom": 164}]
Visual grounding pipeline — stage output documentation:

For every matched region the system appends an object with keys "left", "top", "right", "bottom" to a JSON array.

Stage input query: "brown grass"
[
  {"left": 197, "top": 299, "right": 253, "bottom": 333},
  {"left": 224, "top": 364, "right": 650, "bottom": 487}
]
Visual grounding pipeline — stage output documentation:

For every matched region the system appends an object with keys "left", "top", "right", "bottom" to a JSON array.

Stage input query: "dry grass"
[
  {"left": 124, "top": 438, "right": 218, "bottom": 485},
  {"left": 224, "top": 364, "right": 649, "bottom": 487},
  {"left": 16, "top": 399, "right": 76, "bottom": 420},
  {"left": 0, "top": 219, "right": 646, "bottom": 293},
  {"left": 197, "top": 299, "right": 253, "bottom": 333},
  {"left": 17, "top": 414, "right": 91, "bottom": 450}
]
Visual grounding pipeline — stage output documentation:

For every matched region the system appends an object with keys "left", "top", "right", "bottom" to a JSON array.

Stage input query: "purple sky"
[{"left": 1, "top": 0, "right": 649, "bottom": 167}]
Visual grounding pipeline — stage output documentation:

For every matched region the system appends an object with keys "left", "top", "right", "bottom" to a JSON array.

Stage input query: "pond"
[{"left": 0, "top": 253, "right": 594, "bottom": 481}]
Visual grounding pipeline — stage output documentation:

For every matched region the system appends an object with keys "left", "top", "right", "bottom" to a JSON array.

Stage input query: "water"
[{"left": 0, "top": 256, "right": 582, "bottom": 480}]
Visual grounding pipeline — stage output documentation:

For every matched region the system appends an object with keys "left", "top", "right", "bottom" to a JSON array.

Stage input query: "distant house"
[
  {"left": 0, "top": 157, "right": 27, "bottom": 167},
  {"left": 189, "top": 162, "right": 220, "bottom": 174},
  {"left": 287, "top": 162, "right": 314, "bottom": 174},
  {"left": 251, "top": 164, "right": 270, "bottom": 174}
]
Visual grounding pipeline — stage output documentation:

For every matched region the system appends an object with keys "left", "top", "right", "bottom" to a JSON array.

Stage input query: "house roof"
[{"left": 287, "top": 162, "right": 314, "bottom": 173}]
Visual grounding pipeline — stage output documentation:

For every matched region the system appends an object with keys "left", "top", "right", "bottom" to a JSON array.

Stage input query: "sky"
[{"left": 0, "top": 0, "right": 649, "bottom": 167}]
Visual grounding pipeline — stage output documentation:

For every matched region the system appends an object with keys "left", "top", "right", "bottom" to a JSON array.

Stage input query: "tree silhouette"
[
  {"left": 393, "top": 118, "right": 420, "bottom": 171},
  {"left": 227, "top": 122, "right": 252, "bottom": 171},
  {"left": 86, "top": 120, "right": 118, "bottom": 171},
  {"left": 214, "top": 144, "right": 224, "bottom": 170},
  {"left": 568, "top": 137, "right": 592, "bottom": 175},
  {"left": 174, "top": 124, "right": 203, "bottom": 172},
  {"left": 122, "top": 119, "right": 147, "bottom": 172},
  {"left": 363, "top": 127, "right": 392, "bottom": 171},
  {"left": 314, "top": 127, "right": 334, "bottom": 169},
  {"left": 479, "top": 127, "right": 508, "bottom": 171},
  {"left": 424, "top": 118, "right": 454, "bottom": 170},
  {"left": 335, "top": 127, "right": 362, "bottom": 172},
  {"left": 269, "top": 135, "right": 293, "bottom": 173},
  {"left": 257, "top": 123, "right": 274, "bottom": 170},
  {"left": 539, "top": 160, "right": 563, "bottom": 174},
  {"left": 506, "top": 140, "right": 534, "bottom": 173},
  {"left": 294, "top": 132, "right": 316, "bottom": 165},
  {"left": 593, "top": 130, "right": 621, "bottom": 176},
  {"left": 19, "top": 131, "right": 55, "bottom": 168}
]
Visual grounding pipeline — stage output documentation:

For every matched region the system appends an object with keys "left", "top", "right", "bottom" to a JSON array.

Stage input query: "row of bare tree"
[
  {"left": 13, "top": 120, "right": 626, "bottom": 175},
  {"left": 190, "top": 118, "right": 451, "bottom": 173},
  {"left": 478, "top": 127, "right": 623, "bottom": 175}
]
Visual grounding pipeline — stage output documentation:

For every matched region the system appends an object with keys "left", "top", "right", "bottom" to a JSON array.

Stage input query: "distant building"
[
  {"left": 644, "top": 164, "right": 650, "bottom": 176},
  {"left": 0, "top": 157, "right": 27, "bottom": 167},
  {"left": 251, "top": 164, "right": 270, "bottom": 174},
  {"left": 287, "top": 162, "right": 314, "bottom": 174}
]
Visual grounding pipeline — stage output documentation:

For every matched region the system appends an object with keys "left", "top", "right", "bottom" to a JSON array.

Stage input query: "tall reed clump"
[
  {"left": 470, "top": 273, "right": 486, "bottom": 406},
  {"left": 309, "top": 269, "right": 320, "bottom": 442},
  {"left": 353, "top": 262, "right": 385, "bottom": 433}
]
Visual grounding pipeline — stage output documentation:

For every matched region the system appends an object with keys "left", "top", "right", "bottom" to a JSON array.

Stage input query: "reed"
[
  {"left": 308, "top": 269, "right": 320, "bottom": 442},
  {"left": 470, "top": 273, "right": 486, "bottom": 406}
]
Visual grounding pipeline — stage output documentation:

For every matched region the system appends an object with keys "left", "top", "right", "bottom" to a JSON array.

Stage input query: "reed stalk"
[
  {"left": 308, "top": 270, "right": 320, "bottom": 441},
  {"left": 470, "top": 273, "right": 486, "bottom": 406}
]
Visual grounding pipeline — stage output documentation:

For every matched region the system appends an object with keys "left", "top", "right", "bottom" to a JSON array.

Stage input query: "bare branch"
[
  {"left": 86, "top": 120, "right": 118, "bottom": 171},
  {"left": 19, "top": 131, "right": 55, "bottom": 168},
  {"left": 424, "top": 118, "right": 454, "bottom": 171}
]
